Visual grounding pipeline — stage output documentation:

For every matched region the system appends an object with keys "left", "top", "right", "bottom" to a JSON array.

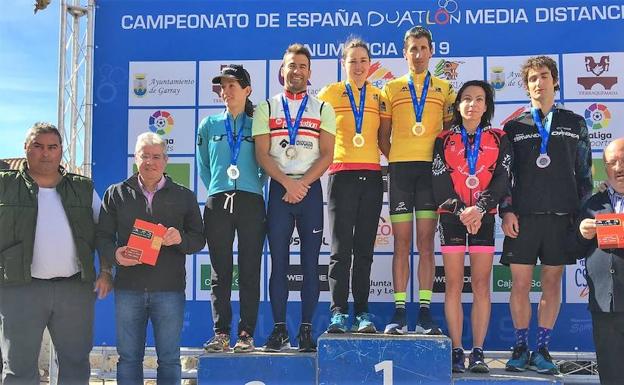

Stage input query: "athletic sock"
[
  {"left": 536, "top": 327, "right": 552, "bottom": 350},
  {"left": 419, "top": 289, "right": 432, "bottom": 309},
  {"left": 515, "top": 328, "right": 529, "bottom": 348},
  {"left": 394, "top": 292, "right": 406, "bottom": 309}
]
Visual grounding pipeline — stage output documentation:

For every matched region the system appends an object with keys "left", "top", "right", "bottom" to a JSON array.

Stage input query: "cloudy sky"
[{"left": 0, "top": 0, "right": 60, "bottom": 159}]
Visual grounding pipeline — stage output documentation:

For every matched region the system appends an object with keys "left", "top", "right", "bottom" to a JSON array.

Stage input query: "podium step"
[
  {"left": 453, "top": 369, "right": 564, "bottom": 384},
  {"left": 318, "top": 332, "right": 451, "bottom": 385},
  {"left": 197, "top": 349, "right": 316, "bottom": 385}
]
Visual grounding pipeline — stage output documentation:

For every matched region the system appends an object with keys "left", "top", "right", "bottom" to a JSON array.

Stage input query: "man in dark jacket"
[
  {"left": 569, "top": 138, "right": 624, "bottom": 385},
  {"left": 500, "top": 56, "right": 593, "bottom": 374},
  {"left": 97, "top": 132, "right": 204, "bottom": 385},
  {"left": 0, "top": 122, "right": 112, "bottom": 385}
]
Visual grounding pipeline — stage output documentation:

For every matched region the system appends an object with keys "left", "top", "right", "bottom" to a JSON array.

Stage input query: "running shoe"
[
  {"left": 383, "top": 308, "right": 407, "bottom": 335},
  {"left": 263, "top": 323, "right": 290, "bottom": 352},
  {"left": 468, "top": 347, "right": 490, "bottom": 373},
  {"left": 505, "top": 344, "right": 530, "bottom": 372},
  {"left": 352, "top": 312, "right": 377, "bottom": 333},
  {"left": 327, "top": 312, "right": 348, "bottom": 334},
  {"left": 297, "top": 323, "right": 317, "bottom": 352},
  {"left": 452, "top": 348, "right": 466, "bottom": 373},
  {"left": 233, "top": 332, "right": 255, "bottom": 353},
  {"left": 529, "top": 347, "right": 560, "bottom": 375},
  {"left": 203, "top": 332, "right": 230, "bottom": 353},
  {"left": 414, "top": 307, "right": 443, "bottom": 335}
]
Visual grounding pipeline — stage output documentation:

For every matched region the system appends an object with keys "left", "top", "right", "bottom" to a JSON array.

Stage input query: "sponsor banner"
[
  {"left": 128, "top": 108, "right": 196, "bottom": 154},
  {"left": 491, "top": 103, "right": 528, "bottom": 130},
  {"left": 375, "top": 204, "right": 394, "bottom": 253},
  {"left": 491, "top": 264, "right": 544, "bottom": 303},
  {"left": 433, "top": 264, "right": 473, "bottom": 297},
  {"left": 429, "top": 56, "right": 484, "bottom": 92},
  {"left": 368, "top": 254, "right": 398, "bottom": 302},
  {"left": 267, "top": 254, "right": 330, "bottom": 301},
  {"left": 268, "top": 59, "right": 338, "bottom": 99},
  {"left": 563, "top": 52, "right": 623, "bottom": 100},
  {"left": 289, "top": 209, "right": 331, "bottom": 254},
  {"left": 128, "top": 157, "right": 194, "bottom": 190},
  {"left": 198, "top": 60, "right": 268, "bottom": 105},
  {"left": 128, "top": 61, "right": 196, "bottom": 106},
  {"left": 486, "top": 55, "right": 559, "bottom": 102},
  {"left": 591, "top": 157, "right": 607, "bottom": 193},
  {"left": 565, "top": 259, "right": 590, "bottom": 304},
  {"left": 566, "top": 101, "right": 623, "bottom": 152}
]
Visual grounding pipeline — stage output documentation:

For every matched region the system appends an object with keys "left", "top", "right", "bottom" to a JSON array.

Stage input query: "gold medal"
[
  {"left": 412, "top": 122, "right": 425, "bottom": 136},
  {"left": 352, "top": 133, "right": 365, "bottom": 148}
]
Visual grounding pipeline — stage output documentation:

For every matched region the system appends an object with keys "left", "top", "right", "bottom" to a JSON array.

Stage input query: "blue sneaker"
[
  {"left": 452, "top": 348, "right": 466, "bottom": 373},
  {"left": 529, "top": 347, "right": 559, "bottom": 375},
  {"left": 352, "top": 312, "right": 376, "bottom": 333},
  {"left": 327, "top": 313, "right": 348, "bottom": 333},
  {"left": 384, "top": 308, "right": 407, "bottom": 334},
  {"left": 505, "top": 345, "right": 530, "bottom": 372},
  {"left": 468, "top": 348, "right": 489, "bottom": 373}
]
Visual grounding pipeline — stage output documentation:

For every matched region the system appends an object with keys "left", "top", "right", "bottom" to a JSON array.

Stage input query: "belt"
[{"left": 32, "top": 272, "right": 81, "bottom": 282}]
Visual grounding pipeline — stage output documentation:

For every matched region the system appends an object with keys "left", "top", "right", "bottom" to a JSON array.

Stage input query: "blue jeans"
[{"left": 115, "top": 290, "right": 185, "bottom": 385}]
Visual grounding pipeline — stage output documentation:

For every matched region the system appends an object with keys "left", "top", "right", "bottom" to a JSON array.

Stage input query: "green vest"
[{"left": 0, "top": 162, "right": 96, "bottom": 285}]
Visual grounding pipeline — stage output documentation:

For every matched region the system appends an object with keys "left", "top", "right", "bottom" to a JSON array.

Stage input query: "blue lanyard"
[
  {"left": 407, "top": 72, "right": 431, "bottom": 124},
  {"left": 531, "top": 107, "right": 553, "bottom": 155},
  {"left": 281, "top": 94, "right": 309, "bottom": 146},
  {"left": 224, "top": 113, "right": 245, "bottom": 166},
  {"left": 345, "top": 82, "right": 366, "bottom": 135},
  {"left": 460, "top": 126, "right": 482, "bottom": 176}
]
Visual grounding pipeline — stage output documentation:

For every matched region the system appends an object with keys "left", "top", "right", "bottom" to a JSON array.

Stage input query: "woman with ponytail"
[{"left": 197, "top": 64, "right": 266, "bottom": 353}]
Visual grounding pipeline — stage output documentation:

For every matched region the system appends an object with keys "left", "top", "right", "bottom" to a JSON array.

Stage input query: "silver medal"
[
  {"left": 536, "top": 154, "right": 551, "bottom": 168},
  {"left": 227, "top": 164, "right": 240, "bottom": 180},
  {"left": 285, "top": 145, "right": 298, "bottom": 160},
  {"left": 465, "top": 175, "right": 479, "bottom": 189}
]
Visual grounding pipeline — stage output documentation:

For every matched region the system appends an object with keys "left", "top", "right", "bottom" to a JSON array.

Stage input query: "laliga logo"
[
  {"left": 585, "top": 103, "right": 611, "bottom": 130},
  {"left": 148, "top": 110, "right": 174, "bottom": 136}
]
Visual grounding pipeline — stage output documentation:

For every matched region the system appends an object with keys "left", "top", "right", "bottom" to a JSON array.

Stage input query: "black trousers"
[
  {"left": 327, "top": 170, "right": 383, "bottom": 315},
  {"left": 592, "top": 311, "right": 624, "bottom": 385},
  {"left": 204, "top": 190, "right": 266, "bottom": 336}
]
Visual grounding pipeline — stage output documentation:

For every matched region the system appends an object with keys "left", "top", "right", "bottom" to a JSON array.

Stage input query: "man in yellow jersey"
[{"left": 380, "top": 26, "right": 456, "bottom": 335}]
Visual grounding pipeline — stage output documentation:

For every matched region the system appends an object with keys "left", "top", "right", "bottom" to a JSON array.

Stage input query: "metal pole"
[
  {"left": 69, "top": 4, "right": 80, "bottom": 173},
  {"left": 83, "top": 0, "right": 95, "bottom": 177},
  {"left": 57, "top": 0, "right": 67, "bottom": 146}
]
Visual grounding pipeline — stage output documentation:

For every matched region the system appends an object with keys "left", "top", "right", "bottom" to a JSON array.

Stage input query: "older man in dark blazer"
[{"left": 569, "top": 138, "right": 624, "bottom": 385}]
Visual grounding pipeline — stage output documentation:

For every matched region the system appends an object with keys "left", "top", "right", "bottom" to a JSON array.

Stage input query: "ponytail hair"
[{"left": 244, "top": 98, "right": 254, "bottom": 118}]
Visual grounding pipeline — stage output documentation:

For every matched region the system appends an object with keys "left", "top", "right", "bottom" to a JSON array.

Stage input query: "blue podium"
[
  {"left": 317, "top": 332, "right": 452, "bottom": 385},
  {"left": 197, "top": 349, "right": 316, "bottom": 385}
]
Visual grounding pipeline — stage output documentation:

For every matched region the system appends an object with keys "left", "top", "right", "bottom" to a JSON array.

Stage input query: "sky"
[{"left": 0, "top": 0, "right": 60, "bottom": 159}]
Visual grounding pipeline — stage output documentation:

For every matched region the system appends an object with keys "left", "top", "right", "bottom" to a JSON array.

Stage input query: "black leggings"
[
  {"left": 204, "top": 190, "right": 266, "bottom": 336},
  {"left": 327, "top": 170, "right": 383, "bottom": 315}
]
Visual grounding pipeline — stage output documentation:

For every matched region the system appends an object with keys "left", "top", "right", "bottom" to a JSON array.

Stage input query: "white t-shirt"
[{"left": 30, "top": 188, "right": 100, "bottom": 279}]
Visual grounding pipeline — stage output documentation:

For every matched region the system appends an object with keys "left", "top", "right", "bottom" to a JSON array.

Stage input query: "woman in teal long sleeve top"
[{"left": 197, "top": 65, "right": 265, "bottom": 353}]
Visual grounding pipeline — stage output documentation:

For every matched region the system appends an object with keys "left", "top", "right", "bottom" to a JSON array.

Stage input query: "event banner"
[{"left": 93, "top": 0, "right": 624, "bottom": 350}]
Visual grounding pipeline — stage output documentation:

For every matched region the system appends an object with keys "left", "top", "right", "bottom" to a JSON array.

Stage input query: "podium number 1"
[{"left": 374, "top": 360, "right": 393, "bottom": 384}]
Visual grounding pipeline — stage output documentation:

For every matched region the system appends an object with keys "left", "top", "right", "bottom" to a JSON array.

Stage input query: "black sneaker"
[
  {"left": 263, "top": 323, "right": 290, "bottom": 352},
  {"left": 297, "top": 323, "right": 317, "bottom": 352},
  {"left": 452, "top": 348, "right": 466, "bottom": 373},
  {"left": 384, "top": 308, "right": 407, "bottom": 335},
  {"left": 468, "top": 348, "right": 490, "bottom": 373},
  {"left": 414, "top": 307, "right": 443, "bottom": 335}
]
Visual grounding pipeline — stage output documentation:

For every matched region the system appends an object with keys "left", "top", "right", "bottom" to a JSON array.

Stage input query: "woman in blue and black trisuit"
[{"left": 197, "top": 65, "right": 265, "bottom": 353}]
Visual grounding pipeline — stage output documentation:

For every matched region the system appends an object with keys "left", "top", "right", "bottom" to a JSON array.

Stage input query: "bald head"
[{"left": 604, "top": 138, "right": 624, "bottom": 193}]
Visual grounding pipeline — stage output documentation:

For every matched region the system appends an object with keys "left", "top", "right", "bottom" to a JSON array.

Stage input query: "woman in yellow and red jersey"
[
  {"left": 317, "top": 37, "right": 391, "bottom": 334},
  {"left": 432, "top": 80, "right": 512, "bottom": 374}
]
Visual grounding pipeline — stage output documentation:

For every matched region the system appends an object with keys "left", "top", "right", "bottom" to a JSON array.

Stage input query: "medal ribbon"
[
  {"left": 531, "top": 107, "right": 553, "bottom": 155},
  {"left": 460, "top": 126, "right": 482, "bottom": 176},
  {"left": 407, "top": 72, "right": 431, "bottom": 125},
  {"left": 345, "top": 82, "right": 366, "bottom": 136},
  {"left": 281, "top": 94, "right": 309, "bottom": 146},
  {"left": 224, "top": 112, "right": 245, "bottom": 166}
]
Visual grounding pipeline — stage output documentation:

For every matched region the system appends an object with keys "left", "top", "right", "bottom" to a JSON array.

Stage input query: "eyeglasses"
[{"left": 137, "top": 153, "right": 165, "bottom": 161}]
